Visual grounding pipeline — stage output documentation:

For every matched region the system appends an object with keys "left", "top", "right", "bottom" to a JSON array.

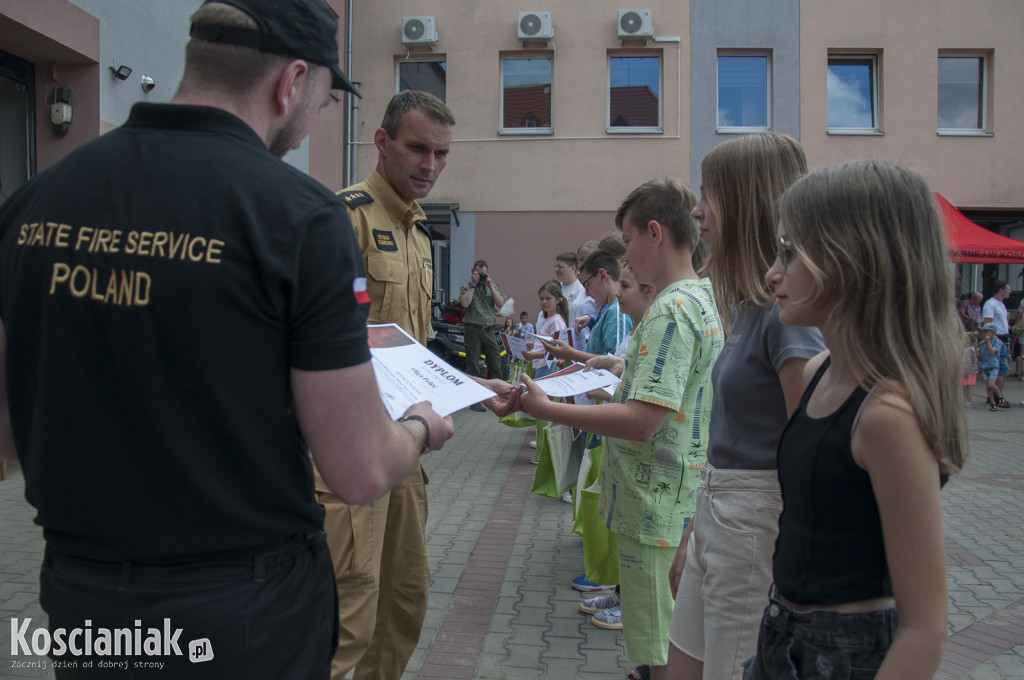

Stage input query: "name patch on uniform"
[{"left": 373, "top": 229, "right": 398, "bottom": 252}]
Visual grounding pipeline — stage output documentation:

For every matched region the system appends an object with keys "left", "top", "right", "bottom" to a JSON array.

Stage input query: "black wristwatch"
[{"left": 397, "top": 415, "right": 430, "bottom": 454}]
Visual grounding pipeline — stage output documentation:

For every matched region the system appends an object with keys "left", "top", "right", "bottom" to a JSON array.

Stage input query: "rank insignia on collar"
[
  {"left": 373, "top": 229, "right": 398, "bottom": 252},
  {"left": 337, "top": 189, "right": 374, "bottom": 209}
]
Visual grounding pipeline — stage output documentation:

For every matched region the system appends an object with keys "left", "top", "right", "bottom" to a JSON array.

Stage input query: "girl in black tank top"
[{"left": 744, "top": 161, "right": 966, "bottom": 680}]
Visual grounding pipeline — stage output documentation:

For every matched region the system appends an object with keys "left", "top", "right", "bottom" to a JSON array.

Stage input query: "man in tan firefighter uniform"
[{"left": 315, "top": 90, "right": 518, "bottom": 680}]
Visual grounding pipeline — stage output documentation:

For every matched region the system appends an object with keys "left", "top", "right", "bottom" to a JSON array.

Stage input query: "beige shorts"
[{"left": 668, "top": 464, "right": 782, "bottom": 679}]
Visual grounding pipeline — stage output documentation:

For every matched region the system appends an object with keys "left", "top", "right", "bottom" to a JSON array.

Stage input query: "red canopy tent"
[{"left": 936, "top": 193, "right": 1024, "bottom": 264}]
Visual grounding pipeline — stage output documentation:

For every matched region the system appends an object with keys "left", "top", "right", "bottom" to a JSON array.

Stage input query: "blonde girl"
[
  {"left": 746, "top": 160, "right": 965, "bottom": 679},
  {"left": 667, "top": 132, "right": 823, "bottom": 680},
  {"left": 523, "top": 279, "right": 568, "bottom": 378}
]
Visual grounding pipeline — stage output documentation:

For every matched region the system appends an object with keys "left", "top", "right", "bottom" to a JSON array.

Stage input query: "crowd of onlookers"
[{"left": 957, "top": 281, "right": 1024, "bottom": 411}]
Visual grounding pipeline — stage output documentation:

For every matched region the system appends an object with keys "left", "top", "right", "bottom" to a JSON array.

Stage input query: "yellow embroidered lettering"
[
  {"left": 49, "top": 262, "right": 71, "bottom": 294},
  {"left": 134, "top": 271, "right": 151, "bottom": 305},
  {"left": 151, "top": 231, "right": 168, "bottom": 258},
  {"left": 28, "top": 224, "right": 45, "bottom": 246},
  {"left": 167, "top": 232, "right": 187, "bottom": 259},
  {"left": 91, "top": 229, "right": 119, "bottom": 254},
  {"left": 104, "top": 271, "right": 118, "bottom": 303},
  {"left": 55, "top": 224, "right": 72, "bottom": 248},
  {"left": 188, "top": 237, "right": 207, "bottom": 262},
  {"left": 206, "top": 239, "right": 224, "bottom": 264},
  {"left": 68, "top": 265, "right": 91, "bottom": 298},
  {"left": 136, "top": 231, "right": 153, "bottom": 256},
  {"left": 90, "top": 268, "right": 105, "bottom": 301},
  {"left": 75, "top": 226, "right": 94, "bottom": 251}
]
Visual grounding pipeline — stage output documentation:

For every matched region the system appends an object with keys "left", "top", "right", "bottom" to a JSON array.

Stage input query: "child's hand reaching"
[
  {"left": 539, "top": 337, "right": 570, "bottom": 359},
  {"left": 519, "top": 375, "right": 551, "bottom": 419},
  {"left": 585, "top": 354, "right": 625, "bottom": 377}
]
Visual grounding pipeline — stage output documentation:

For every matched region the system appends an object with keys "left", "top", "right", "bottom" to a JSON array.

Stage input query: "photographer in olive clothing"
[{"left": 460, "top": 260, "right": 507, "bottom": 391}]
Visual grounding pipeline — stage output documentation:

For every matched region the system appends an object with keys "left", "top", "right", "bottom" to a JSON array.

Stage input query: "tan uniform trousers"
[{"left": 314, "top": 461, "right": 430, "bottom": 680}]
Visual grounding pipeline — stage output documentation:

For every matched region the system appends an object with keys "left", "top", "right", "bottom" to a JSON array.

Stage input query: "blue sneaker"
[{"left": 571, "top": 573, "right": 615, "bottom": 592}]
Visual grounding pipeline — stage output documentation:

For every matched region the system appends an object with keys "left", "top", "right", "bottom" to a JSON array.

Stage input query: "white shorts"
[{"left": 668, "top": 464, "right": 782, "bottom": 679}]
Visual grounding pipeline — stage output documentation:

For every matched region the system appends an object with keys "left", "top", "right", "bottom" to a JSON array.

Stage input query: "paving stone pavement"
[{"left": 1, "top": 378, "right": 1022, "bottom": 679}]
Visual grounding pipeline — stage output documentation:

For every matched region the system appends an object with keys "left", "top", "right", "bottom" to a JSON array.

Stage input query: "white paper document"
[
  {"left": 368, "top": 324, "right": 495, "bottom": 419},
  {"left": 521, "top": 328, "right": 578, "bottom": 360},
  {"left": 500, "top": 332, "right": 532, "bottom": 361},
  {"left": 530, "top": 363, "right": 620, "bottom": 398}
]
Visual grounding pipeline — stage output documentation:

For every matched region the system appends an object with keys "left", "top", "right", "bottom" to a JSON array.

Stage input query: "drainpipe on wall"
[{"left": 345, "top": 0, "right": 358, "bottom": 186}]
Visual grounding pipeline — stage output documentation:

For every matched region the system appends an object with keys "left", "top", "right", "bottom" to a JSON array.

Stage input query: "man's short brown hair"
[{"left": 381, "top": 91, "right": 455, "bottom": 139}]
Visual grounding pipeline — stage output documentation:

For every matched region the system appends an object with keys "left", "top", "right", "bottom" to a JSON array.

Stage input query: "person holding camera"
[{"left": 460, "top": 260, "right": 507, "bottom": 401}]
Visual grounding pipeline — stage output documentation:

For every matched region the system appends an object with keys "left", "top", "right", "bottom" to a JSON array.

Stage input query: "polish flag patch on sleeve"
[{"left": 354, "top": 277, "right": 370, "bottom": 304}]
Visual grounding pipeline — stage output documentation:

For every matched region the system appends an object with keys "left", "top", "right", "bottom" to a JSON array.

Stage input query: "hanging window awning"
[{"left": 936, "top": 193, "right": 1024, "bottom": 263}]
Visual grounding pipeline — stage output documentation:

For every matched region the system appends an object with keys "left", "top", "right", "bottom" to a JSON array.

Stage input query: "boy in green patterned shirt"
[{"left": 521, "top": 179, "right": 722, "bottom": 678}]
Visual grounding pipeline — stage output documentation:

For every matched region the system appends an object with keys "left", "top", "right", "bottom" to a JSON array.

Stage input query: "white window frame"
[
  {"left": 827, "top": 52, "right": 882, "bottom": 135},
  {"left": 937, "top": 52, "right": 992, "bottom": 137},
  {"left": 606, "top": 52, "right": 663, "bottom": 134},
  {"left": 716, "top": 50, "right": 772, "bottom": 134},
  {"left": 499, "top": 54, "right": 554, "bottom": 136}
]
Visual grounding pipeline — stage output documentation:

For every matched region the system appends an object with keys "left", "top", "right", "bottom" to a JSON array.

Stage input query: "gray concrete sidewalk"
[{"left": 1, "top": 377, "right": 1023, "bottom": 679}]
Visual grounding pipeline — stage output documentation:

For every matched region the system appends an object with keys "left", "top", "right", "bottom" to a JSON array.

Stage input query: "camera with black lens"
[{"left": 477, "top": 272, "right": 488, "bottom": 283}]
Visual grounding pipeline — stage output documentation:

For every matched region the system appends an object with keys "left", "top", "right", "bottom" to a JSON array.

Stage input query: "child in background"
[
  {"left": 540, "top": 248, "right": 636, "bottom": 604},
  {"left": 598, "top": 233, "right": 628, "bottom": 267},
  {"left": 575, "top": 262, "right": 658, "bottom": 627},
  {"left": 612, "top": 265, "right": 656, "bottom": 352},
  {"left": 522, "top": 280, "right": 568, "bottom": 378},
  {"left": 962, "top": 331, "right": 979, "bottom": 407},
  {"left": 516, "top": 311, "right": 535, "bottom": 338},
  {"left": 980, "top": 322, "right": 1005, "bottom": 412},
  {"left": 574, "top": 236, "right": 629, "bottom": 333},
  {"left": 542, "top": 249, "right": 634, "bottom": 364},
  {"left": 555, "top": 251, "right": 598, "bottom": 339},
  {"left": 578, "top": 239, "right": 601, "bottom": 263},
  {"left": 520, "top": 179, "right": 723, "bottom": 680},
  {"left": 580, "top": 264, "right": 658, "bottom": 404},
  {"left": 746, "top": 160, "right": 966, "bottom": 679},
  {"left": 500, "top": 317, "right": 516, "bottom": 380}
]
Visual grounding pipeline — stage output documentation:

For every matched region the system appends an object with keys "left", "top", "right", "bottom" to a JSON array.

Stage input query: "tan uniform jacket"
[{"left": 338, "top": 170, "right": 432, "bottom": 344}]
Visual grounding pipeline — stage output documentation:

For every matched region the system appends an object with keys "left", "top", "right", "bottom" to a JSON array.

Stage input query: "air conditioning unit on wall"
[
  {"left": 618, "top": 9, "right": 654, "bottom": 39},
  {"left": 402, "top": 16, "right": 438, "bottom": 47},
  {"left": 518, "top": 11, "right": 553, "bottom": 42}
]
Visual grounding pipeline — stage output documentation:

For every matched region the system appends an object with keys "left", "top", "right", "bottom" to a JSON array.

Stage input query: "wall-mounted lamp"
[
  {"left": 110, "top": 64, "right": 132, "bottom": 80},
  {"left": 51, "top": 86, "right": 73, "bottom": 136},
  {"left": 140, "top": 75, "right": 155, "bottom": 93}
]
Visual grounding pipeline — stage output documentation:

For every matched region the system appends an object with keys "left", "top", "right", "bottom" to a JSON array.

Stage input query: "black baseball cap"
[{"left": 190, "top": 0, "right": 360, "bottom": 96}]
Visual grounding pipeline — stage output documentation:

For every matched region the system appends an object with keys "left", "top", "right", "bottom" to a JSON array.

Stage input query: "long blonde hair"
[
  {"left": 700, "top": 132, "right": 807, "bottom": 332},
  {"left": 779, "top": 160, "right": 966, "bottom": 474}
]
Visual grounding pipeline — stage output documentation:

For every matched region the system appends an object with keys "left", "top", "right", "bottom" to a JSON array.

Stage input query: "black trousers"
[{"left": 36, "top": 533, "right": 337, "bottom": 679}]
